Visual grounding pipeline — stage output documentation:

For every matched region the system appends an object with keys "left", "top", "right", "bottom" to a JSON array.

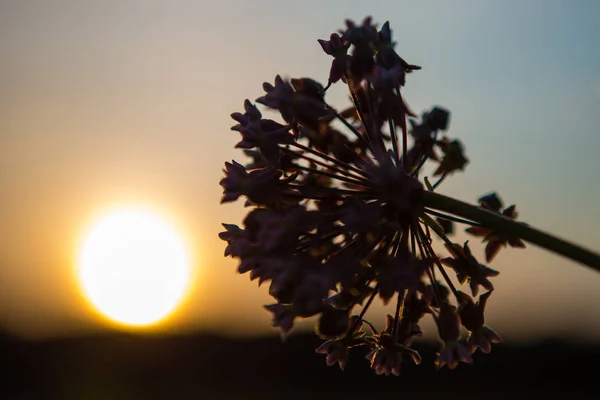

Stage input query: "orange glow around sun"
[{"left": 76, "top": 206, "right": 192, "bottom": 327}]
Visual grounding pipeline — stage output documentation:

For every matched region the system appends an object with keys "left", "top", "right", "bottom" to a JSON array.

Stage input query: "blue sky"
[{"left": 1, "top": 0, "right": 600, "bottom": 340}]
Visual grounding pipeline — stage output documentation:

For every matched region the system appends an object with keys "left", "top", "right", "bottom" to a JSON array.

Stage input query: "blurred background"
[{"left": 1, "top": 0, "right": 599, "bottom": 398}]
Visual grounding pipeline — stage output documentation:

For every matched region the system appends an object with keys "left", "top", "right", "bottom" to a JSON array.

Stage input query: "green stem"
[{"left": 422, "top": 191, "right": 600, "bottom": 273}]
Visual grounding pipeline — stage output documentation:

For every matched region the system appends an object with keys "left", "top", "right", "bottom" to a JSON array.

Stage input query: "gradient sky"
[{"left": 1, "top": 0, "right": 600, "bottom": 341}]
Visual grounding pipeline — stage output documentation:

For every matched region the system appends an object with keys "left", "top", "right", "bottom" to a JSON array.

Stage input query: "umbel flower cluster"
[{"left": 219, "top": 17, "right": 524, "bottom": 375}]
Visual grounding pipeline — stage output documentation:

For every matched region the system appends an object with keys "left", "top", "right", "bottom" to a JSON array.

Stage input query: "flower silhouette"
[{"left": 219, "top": 16, "right": 532, "bottom": 376}]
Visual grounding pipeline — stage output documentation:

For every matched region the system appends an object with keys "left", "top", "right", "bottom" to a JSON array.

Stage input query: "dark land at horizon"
[{"left": 0, "top": 330, "right": 598, "bottom": 399}]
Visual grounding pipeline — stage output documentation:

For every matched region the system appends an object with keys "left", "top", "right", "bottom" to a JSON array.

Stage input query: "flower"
[
  {"left": 316, "top": 339, "right": 350, "bottom": 371},
  {"left": 231, "top": 99, "right": 294, "bottom": 163},
  {"left": 256, "top": 75, "right": 331, "bottom": 129},
  {"left": 436, "top": 340, "right": 473, "bottom": 370},
  {"left": 441, "top": 241, "right": 499, "bottom": 296},
  {"left": 374, "top": 250, "right": 430, "bottom": 304},
  {"left": 316, "top": 315, "right": 366, "bottom": 370},
  {"left": 365, "top": 314, "right": 422, "bottom": 376},
  {"left": 465, "top": 192, "right": 527, "bottom": 262},
  {"left": 433, "top": 139, "right": 469, "bottom": 176},
  {"left": 366, "top": 346, "right": 404, "bottom": 376},
  {"left": 264, "top": 303, "right": 295, "bottom": 338},
  {"left": 318, "top": 33, "right": 352, "bottom": 86},
  {"left": 458, "top": 291, "right": 502, "bottom": 354},
  {"left": 434, "top": 303, "right": 473, "bottom": 369},
  {"left": 219, "top": 16, "right": 514, "bottom": 376},
  {"left": 219, "top": 161, "right": 288, "bottom": 206}
]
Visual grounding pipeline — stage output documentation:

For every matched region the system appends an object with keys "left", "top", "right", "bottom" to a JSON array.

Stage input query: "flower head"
[{"left": 219, "top": 16, "right": 516, "bottom": 377}]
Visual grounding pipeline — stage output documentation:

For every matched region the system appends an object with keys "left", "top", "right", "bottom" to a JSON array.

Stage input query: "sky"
[{"left": 1, "top": 0, "right": 600, "bottom": 341}]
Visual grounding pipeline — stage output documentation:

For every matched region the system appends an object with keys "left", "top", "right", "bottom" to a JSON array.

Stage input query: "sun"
[{"left": 77, "top": 206, "right": 191, "bottom": 327}]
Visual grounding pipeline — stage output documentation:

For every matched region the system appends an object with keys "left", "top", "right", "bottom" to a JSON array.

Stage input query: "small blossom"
[
  {"left": 318, "top": 33, "right": 352, "bottom": 85},
  {"left": 422, "top": 281, "right": 450, "bottom": 309},
  {"left": 231, "top": 100, "right": 294, "bottom": 162},
  {"left": 219, "top": 161, "right": 289, "bottom": 206},
  {"left": 466, "top": 193, "right": 527, "bottom": 262},
  {"left": 316, "top": 315, "right": 366, "bottom": 370},
  {"left": 316, "top": 339, "right": 350, "bottom": 370},
  {"left": 458, "top": 291, "right": 502, "bottom": 354},
  {"left": 436, "top": 303, "right": 460, "bottom": 342},
  {"left": 396, "top": 292, "right": 429, "bottom": 342},
  {"left": 436, "top": 217, "right": 454, "bottom": 235},
  {"left": 218, "top": 223, "right": 251, "bottom": 258},
  {"left": 366, "top": 347, "right": 403, "bottom": 376},
  {"left": 478, "top": 192, "right": 504, "bottom": 211},
  {"left": 365, "top": 315, "right": 422, "bottom": 376},
  {"left": 264, "top": 303, "right": 295, "bottom": 338},
  {"left": 434, "top": 139, "right": 469, "bottom": 176},
  {"left": 257, "top": 75, "right": 331, "bottom": 129},
  {"left": 468, "top": 325, "right": 502, "bottom": 354},
  {"left": 253, "top": 206, "right": 318, "bottom": 252},
  {"left": 369, "top": 64, "right": 404, "bottom": 90},
  {"left": 316, "top": 305, "right": 351, "bottom": 339},
  {"left": 408, "top": 122, "right": 439, "bottom": 165},
  {"left": 219, "top": 160, "right": 248, "bottom": 203},
  {"left": 441, "top": 241, "right": 499, "bottom": 296},
  {"left": 291, "top": 264, "right": 335, "bottom": 317},
  {"left": 375, "top": 250, "right": 430, "bottom": 304},
  {"left": 340, "top": 17, "right": 379, "bottom": 82},
  {"left": 436, "top": 340, "right": 473, "bottom": 370},
  {"left": 424, "top": 107, "right": 450, "bottom": 131},
  {"left": 291, "top": 78, "right": 325, "bottom": 101},
  {"left": 434, "top": 303, "right": 473, "bottom": 369}
]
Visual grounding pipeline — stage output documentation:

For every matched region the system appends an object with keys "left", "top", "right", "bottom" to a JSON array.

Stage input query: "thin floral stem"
[
  {"left": 428, "top": 217, "right": 466, "bottom": 255},
  {"left": 388, "top": 119, "right": 401, "bottom": 166},
  {"left": 422, "top": 191, "right": 600, "bottom": 273},
  {"left": 413, "top": 223, "right": 443, "bottom": 305},
  {"left": 296, "top": 220, "right": 352, "bottom": 249},
  {"left": 424, "top": 208, "right": 482, "bottom": 227},
  {"left": 349, "top": 284, "right": 380, "bottom": 333},
  {"left": 411, "top": 155, "right": 428, "bottom": 177},
  {"left": 290, "top": 141, "right": 368, "bottom": 177},
  {"left": 410, "top": 224, "right": 417, "bottom": 257},
  {"left": 392, "top": 289, "right": 406, "bottom": 341},
  {"left": 362, "top": 87, "right": 387, "bottom": 152},
  {"left": 346, "top": 80, "right": 386, "bottom": 160},
  {"left": 396, "top": 89, "right": 408, "bottom": 170},
  {"left": 362, "top": 319, "right": 378, "bottom": 334},
  {"left": 346, "top": 81, "right": 371, "bottom": 137},
  {"left": 431, "top": 172, "right": 448, "bottom": 190},
  {"left": 424, "top": 223, "right": 432, "bottom": 244},
  {"left": 286, "top": 183, "right": 369, "bottom": 196},
  {"left": 291, "top": 164, "right": 370, "bottom": 188},
  {"left": 323, "top": 103, "right": 369, "bottom": 147},
  {"left": 416, "top": 223, "right": 460, "bottom": 299},
  {"left": 390, "top": 231, "right": 402, "bottom": 257},
  {"left": 281, "top": 147, "right": 366, "bottom": 182},
  {"left": 344, "top": 89, "right": 373, "bottom": 147}
]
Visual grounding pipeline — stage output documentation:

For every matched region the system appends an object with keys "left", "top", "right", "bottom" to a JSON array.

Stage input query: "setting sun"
[{"left": 77, "top": 207, "right": 191, "bottom": 327}]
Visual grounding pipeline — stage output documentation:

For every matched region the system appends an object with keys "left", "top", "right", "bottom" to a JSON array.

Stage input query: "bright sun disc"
[{"left": 78, "top": 207, "right": 190, "bottom": 327}]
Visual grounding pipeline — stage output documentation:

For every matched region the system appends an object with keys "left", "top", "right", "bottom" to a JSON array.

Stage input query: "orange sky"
[{"left": 1, "top": 1, "right": 600, "bottom": 341}]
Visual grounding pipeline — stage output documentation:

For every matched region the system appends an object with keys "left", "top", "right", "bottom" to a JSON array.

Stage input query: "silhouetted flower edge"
[{"left": 219, "top": 17, "right": 600, "bottom": 376}]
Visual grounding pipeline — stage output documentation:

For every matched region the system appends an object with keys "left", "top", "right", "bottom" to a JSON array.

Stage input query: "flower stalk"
[
  {"left": 218, "top": 15, "right": 599, "bottom": 377},
  {"left": 422, "top": 191, "right": 600, "bottom": 272}
]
